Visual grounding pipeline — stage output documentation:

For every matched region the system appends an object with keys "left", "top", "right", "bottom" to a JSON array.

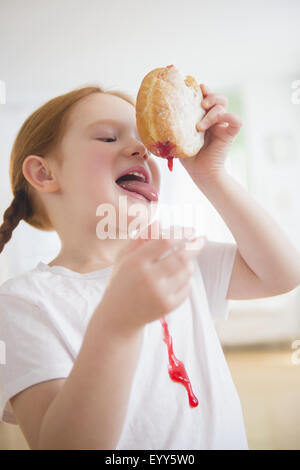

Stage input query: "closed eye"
[{"left": 96, "top": 138, "right": 116, "bottom": 142}]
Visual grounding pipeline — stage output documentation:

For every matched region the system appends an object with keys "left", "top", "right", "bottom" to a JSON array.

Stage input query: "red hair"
[{"left": 0, "top": 85, "right": 135, "bottom": 253}]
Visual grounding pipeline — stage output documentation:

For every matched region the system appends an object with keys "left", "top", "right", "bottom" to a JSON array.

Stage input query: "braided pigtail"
[{"left": 0, "top": 189, "right": 33, "bottom": 254}]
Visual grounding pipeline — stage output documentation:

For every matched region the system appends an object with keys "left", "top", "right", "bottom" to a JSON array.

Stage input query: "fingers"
[
  {"left": 152, "top": 235, "right": 204, "bottom": 264},
  {"left": 152, "top": 237, "right": 204, "bottom": 281},
  {"left": 201, "top": 93, "right": 228, "bottom": 112},
  {"left": 200, "top": 83, "right": 213, "bottom": 96},
  {"left": 197, "top": 83, "right": 229, "bottom": 133},
  {"left": 198, "top": 83, "right": 229, "bottom": 130},
  {"left": 168, "top": 277, "right": 193, "bottom": 309},
  {"left": 160, "top": 257, "right": 195, "bottom": 293},
  {"left": 142, "top": 237, "right": 188, "bottom": 265},
  {"left": 161, "top": 225, "right": 196, "bottom": 241},
  {"left": 126, "top": 222, "right": 204, "bottom": 271},
  {"left": 216, "top": 112, "right": 243, "bottom": 137},
  {"left": 115, "top": 220, "right": 161, "bottom": 264},
  {"left": 196, "top": 104, "right": 226, "bottom": 132},
  {"left": 132, "top": 224, "right": 197, "bottom": 262}
]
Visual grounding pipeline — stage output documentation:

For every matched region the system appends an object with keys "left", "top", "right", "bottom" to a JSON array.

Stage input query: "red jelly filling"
[
  {"left": 152, "top": 141, "right": 175, "bottom": 172},
  {"left": 160, "top": 317, "right": 199, "bottom": 408},
  {"left": 167, "top": 157, "right": 174, "bottom": 172}
]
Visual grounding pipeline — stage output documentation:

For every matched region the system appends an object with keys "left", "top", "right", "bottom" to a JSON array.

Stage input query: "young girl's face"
[{"left": 56, "top": 92, "right": 161, "bottom": 236}]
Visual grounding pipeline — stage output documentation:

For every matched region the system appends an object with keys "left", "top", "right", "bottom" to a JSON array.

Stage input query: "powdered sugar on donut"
[
  {"left": 136, "top": 65, "right": 207, "bottom": 161},
  {"left": 159, "top": 66, "right": 206, "bottom": 157}
]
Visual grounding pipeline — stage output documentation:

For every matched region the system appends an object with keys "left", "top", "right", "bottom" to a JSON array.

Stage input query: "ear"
[{"left": 22, "top": 155, "right": 60, "bottom": 193}]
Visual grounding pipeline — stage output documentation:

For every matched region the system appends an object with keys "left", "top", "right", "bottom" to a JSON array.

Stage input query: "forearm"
[
  {"left": 38, "top": 304, "right": 143, "bottom": 450},
  {"left": 196, "top": 170, "right": 300, "bottom": 290}
]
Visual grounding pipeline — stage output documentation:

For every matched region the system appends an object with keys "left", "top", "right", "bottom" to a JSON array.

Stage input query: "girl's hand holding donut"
[
  {"left": 180, "top": 83, "right": 243, "bottom": 184},
  {"left": 98, "top": 222, "right": 204, "bottom": 338},
  {"left": 136, "top": 65, "right": 243, "bottom": 182}
]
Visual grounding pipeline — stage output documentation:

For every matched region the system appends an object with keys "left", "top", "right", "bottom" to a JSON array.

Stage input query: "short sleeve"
[
  {"left": 196, "top": 237, "right": 237, "bottom": 320},
  {"left": 0, "top": 294, "right": 74, "bottom": 424}
]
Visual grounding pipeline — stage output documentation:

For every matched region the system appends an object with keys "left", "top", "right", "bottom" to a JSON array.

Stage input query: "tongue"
[{"left": 117, "top": 180, "right": 158, "bottom": 202}]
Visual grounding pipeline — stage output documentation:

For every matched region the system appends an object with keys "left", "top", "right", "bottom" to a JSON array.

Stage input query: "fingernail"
[{"left": 197, "top": 121, "right": 206, "bottom": 131}]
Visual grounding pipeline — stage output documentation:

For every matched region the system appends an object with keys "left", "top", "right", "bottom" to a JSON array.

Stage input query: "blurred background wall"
[{"left": 0, "top": 0, "right": 300, "bottom": 450}]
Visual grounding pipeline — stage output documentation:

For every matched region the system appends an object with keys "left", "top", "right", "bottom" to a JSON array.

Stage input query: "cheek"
[
  {"left": 79, "top": 150, "right": 112, "bottom": 194},
  {"left": 81, "top": 150, "right": 108, "bottom": 177}
]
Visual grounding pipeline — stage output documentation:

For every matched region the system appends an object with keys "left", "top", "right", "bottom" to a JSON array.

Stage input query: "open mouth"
[{"left": 115, "top": 166, "right": 159, "bottom": 202}]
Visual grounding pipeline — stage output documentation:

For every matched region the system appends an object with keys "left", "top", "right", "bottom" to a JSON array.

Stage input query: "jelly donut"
[{"left": 136, "top": 65, "right": 206, "bottom": 172}]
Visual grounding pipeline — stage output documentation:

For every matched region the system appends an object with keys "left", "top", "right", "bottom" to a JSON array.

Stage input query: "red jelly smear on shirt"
[
  {"left": 152, "top": 141, "right": 175, "bottom": 172},
  {"left": 160, "top": 317, "right": 199, "bottom": 408}
]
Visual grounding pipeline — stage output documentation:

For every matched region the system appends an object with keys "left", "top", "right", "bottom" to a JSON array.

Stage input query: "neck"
[{"left": 49, "top": 228, "right": 132, "bottom": 274}]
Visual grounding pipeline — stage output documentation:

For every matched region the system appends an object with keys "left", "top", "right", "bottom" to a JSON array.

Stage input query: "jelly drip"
[
  {"left": 167, "top": 157, "right": 173, "bottom": 172},
  {"left": 152, "top": 141, "right": 175, "bottom": 173},
  {"left": 160, "top": 317, "right": 199, "bottom": 408}
]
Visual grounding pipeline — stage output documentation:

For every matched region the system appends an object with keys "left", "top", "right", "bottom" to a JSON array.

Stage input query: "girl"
[{"left": 0, "top": 83, "right": 299, "bottom": 450}]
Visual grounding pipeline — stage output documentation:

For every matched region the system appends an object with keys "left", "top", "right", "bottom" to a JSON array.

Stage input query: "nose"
[{"left": 126, "top": 139, "right": 149, "bottom": 160}]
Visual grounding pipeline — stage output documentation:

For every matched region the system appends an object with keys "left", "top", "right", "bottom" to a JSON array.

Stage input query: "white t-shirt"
[{"left": 0, "top": 237, "right": 249, "bottom": 450}]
